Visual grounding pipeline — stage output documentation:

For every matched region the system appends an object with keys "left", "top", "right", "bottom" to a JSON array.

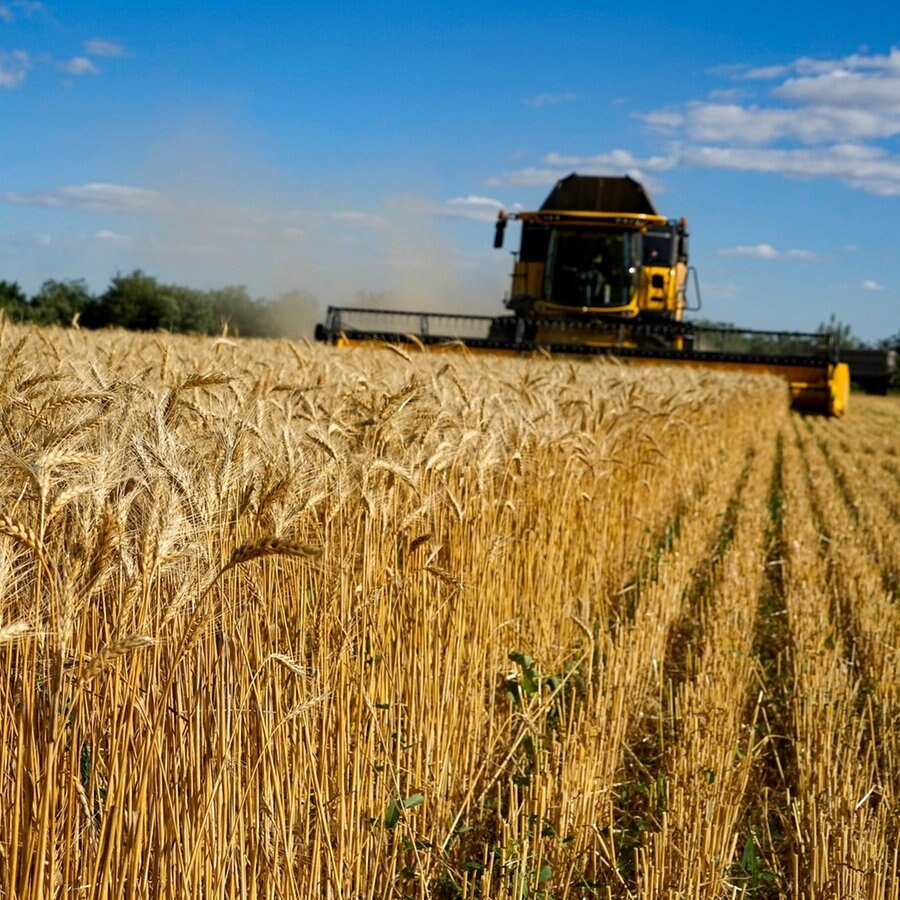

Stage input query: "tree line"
[
  {"left": 0, "top": 271, "right": 322, "bottom": 339},
  {"left": 0, "top": 273, "right": 896, "bottom": 355},
  {"left": 689, "top": 315, "right": 899, "bottom": 353}
]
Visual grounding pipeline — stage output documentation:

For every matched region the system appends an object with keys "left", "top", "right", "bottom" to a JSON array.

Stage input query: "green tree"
[
  {"left": 30, "top": 279, "right": 92, "bottom": 326},
  {"left": 877, "top": 330, "right": 900, "bottom": 353},
  {"left": 207, "top": 285, "right": 259, "bottom": 336},
  {"left": 817, "top": 314, "right": 863, "bottom": 348},
  {"left": 170, "top": 285, "right": 217, "bottom": 334},
  {"left": 95, "top": 270, "right": 182, "bottom": 331},
  {"left": 0, "top": 280, "right": 32, "bottom": 321}
]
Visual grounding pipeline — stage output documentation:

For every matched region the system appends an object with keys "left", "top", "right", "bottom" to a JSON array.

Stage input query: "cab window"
[{"left": 643, "top": 231, "right": 676, "bottom": 266}]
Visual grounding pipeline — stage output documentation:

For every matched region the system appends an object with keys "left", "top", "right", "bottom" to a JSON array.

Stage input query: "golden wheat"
[{"left": 0, "top": 322, "right": 896, "bottom": 898}]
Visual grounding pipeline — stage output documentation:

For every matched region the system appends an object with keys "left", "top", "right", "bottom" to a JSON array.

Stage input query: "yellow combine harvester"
[{"left": 315, "top": 174, "right": 850, "bottom": 416}]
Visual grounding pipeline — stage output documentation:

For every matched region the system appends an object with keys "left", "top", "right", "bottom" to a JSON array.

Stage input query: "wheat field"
[{"left": 0, "top": 322, "right": 897, "bottom": 899}]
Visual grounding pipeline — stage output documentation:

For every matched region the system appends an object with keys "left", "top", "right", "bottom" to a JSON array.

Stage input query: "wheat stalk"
[
  {"left": 225, "top": 536, "right": 323, "bottom": 570},
  {"left": 0, "top": 514, "right": 45, "bottom": 564}
]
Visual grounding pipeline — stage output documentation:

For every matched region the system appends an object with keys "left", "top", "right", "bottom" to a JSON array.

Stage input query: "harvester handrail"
[
  {"left": 323, "top": 305, "right": 836, "bottom": 343},
  {"left": 325, "top": 305, "right": 497, "bottom": 322}
]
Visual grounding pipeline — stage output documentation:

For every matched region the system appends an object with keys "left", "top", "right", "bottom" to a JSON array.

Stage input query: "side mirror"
[{"left": 493, "top": 213, "right": 507, "bottom": 249}]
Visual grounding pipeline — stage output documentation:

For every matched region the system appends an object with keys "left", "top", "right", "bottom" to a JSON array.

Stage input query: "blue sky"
[{"left": 1, "top": 1, "right": 899, "bottom": 341}]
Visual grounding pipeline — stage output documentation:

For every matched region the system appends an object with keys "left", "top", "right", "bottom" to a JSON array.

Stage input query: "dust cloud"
[{"left": 130, "top": 120, "right": 506, "bottom": 337}]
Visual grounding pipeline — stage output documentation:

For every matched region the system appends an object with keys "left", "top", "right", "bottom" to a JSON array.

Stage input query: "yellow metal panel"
[
  {"left": 512, "top": 261, "right": 544, "bottom": 299},
  {"left": 329, "top": 338, "right": 847, "bottom": 416},
  {"left": 517, "top": 210, "right": 669, "bottom": 229}
]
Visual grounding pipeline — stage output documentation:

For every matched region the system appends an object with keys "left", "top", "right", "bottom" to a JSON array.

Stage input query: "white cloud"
[
  {"left": 485, "top": 167, "right": 566, "bottom": 187},
  {"left": 3, "top": 183, "right": 391, "bottom": 244},
  {"left": 739, "top": 64, "right": 792, "bottom": 81},
  {"left": 0, "top": 1, "right": 45, "bottom": 23},
  {"left": 487, "top": 150, "right": 674, "bottom": 194},
  {"left": 639, "top": 109, "right": 684, "bottom": 133},
  {"left": 679, "top": 101, "right": 900, "bottom": 145},
  {"left": 0, "top": 22, "right": 122, "bottom": 88},
  {"left": 682, "top": 143, "right": 900, "bottom": 196},
  {"left": 84, "top": 38, "right": 126, "bottom": 58},
  {"left": 94, "top": 229, "right": 132, "bottom": 242},
  {"left": 447, "top": 194, "right": 504, "bottom": 208},
  {"left": 391, "top": 193, "right": 516, "bottom": 224},
  {"left": 526, "top": 91, "right": 579, "bottom": 107},
  {"left": 545, "top": 149, "right": 676, "bottom": 172},
  {"left": 330, "top": 210, "right": 388, "bottom": 228},
  {"left": 722, "top": 54, "right": 900, "bottom": 146},
  {"left": 718, "top": 243, "right": 779, "bottom": 259},
  {"left": 708, "top": 88, "right": 748, "bottom": 102},
  {"left": 0, "top": 50, "right": 29, "bottom": 88},
  {"left": 5, "top": 183, "right": 169, "bottom": 213},
  {"left": 440, "top": 195, "right": 506, "bottom": 222},
  {"left": 776, "top": 69, "right": 900, "bottom": 112},
  {"left": 736, "top": 48, "right": 900, "bottom": 82},
  {"left": 492, "top": 95, "right": 900, "bottom": 199},
  {"left": 718, "top": 243, "right": 816, "bottom": 260},
  {"left": 621, "top": 47, "right": 900, "bottom": 195},
  {"left": 860, "top": 278, "right": 886, "bottom": 291},
  {"left": 59, "top": 56, "right": 99, "bottom": 76}
]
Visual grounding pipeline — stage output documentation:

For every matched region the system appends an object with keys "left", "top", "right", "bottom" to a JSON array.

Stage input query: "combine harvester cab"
[
  {"left": 492, "top": 173, "right": 692, "bottom": 334},
  {"left": 315, "top": 173, "right": 850, "bottom": 417}
]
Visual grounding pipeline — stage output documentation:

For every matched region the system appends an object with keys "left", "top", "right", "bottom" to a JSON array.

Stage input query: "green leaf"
[
  {"left": 383, "top": 799, "right": 401, "bottom": 829},
  {"left": 741, "top": 830, "right": 758, "bottom": 872},
  {"left": 509, "top": 651, "right": 539, "bottom": 696},
  {"left": 505, "top": 681, "right": 523, "bottom": 708},
  {"left": 538, "top": 863, "right": 552, "bottom": 883},
  {"left": 382, "top": 794, "right": 423, "bottom": 829}
]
